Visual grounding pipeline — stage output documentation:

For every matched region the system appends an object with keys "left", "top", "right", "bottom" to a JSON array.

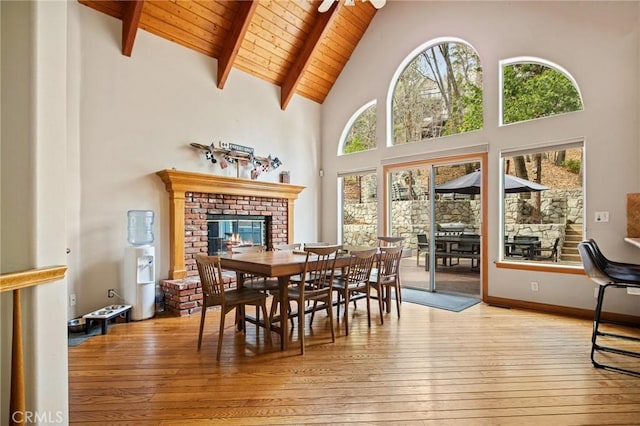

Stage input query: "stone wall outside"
[{"left": 343, "top": 189, "right": 581, "bottom": 254}]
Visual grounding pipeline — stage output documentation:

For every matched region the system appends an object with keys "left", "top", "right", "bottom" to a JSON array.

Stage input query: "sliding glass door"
[{"left": 386, "top": 155, "right": 484, "bottom": 296}]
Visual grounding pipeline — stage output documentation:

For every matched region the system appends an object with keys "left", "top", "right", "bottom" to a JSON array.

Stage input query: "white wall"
[
  {"left": 321, "top": 1, "right": 640, "bottom": 315},
  {"left": 1, "top": 0, "right": 69, "bottom": 422},
  {"left": 67, "top": 2, "right": 322, "bottom": 317}
]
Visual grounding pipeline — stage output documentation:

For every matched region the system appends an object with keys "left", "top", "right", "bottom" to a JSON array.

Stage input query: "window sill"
[{"left": 495, "top": 260, "right": 585, "bottom": 275}]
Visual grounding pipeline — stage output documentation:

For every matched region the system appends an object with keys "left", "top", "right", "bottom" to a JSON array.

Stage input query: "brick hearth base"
[{"left": 160, "top": 272, "right": 237, "bottom": 316}]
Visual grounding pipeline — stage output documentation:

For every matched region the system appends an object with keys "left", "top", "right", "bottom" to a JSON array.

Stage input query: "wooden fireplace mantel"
[{"left": 157, "top": 169, "right": 305, "bottom": 279}]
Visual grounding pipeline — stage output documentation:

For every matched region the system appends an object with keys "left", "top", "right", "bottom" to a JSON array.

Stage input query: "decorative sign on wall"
[{"left": 190, "top": 142, "right": 282, "bottom": 180}]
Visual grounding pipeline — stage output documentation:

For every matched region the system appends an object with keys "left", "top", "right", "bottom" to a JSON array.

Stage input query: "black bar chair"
[{"left": 577, "top": 241, "right": 640, "bottom": 377}]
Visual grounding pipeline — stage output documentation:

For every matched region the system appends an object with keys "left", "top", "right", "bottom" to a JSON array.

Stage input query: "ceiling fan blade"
[
  {"left": 369, "top": 0, "right": 386, "bottom": 9},
  {"left": 318, "top": 0, "right": 335, "bottom": 12}
]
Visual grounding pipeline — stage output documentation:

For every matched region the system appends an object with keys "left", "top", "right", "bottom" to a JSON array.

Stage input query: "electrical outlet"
[
  {"left": 107, "top": 289, "right": 116, "bottom": 298},
  {"left": 594, "top": 288, "right": 599, "bottom": 298},
  {"left": 628, "top": 287, "right": 640, "bottom": 296},
  {"left": 594, "top": 211, "right": 609, "bottom": 222},
  {"left": 531, "top": 282, "right": 539, "bottom": 292},
  {"left": 69, "top": 294, "right": 76, "bottom": 306}
]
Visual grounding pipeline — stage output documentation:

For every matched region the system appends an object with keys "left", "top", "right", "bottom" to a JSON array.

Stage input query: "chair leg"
[
  {"left": 395, "top": 283, "right": 401, "bottom": 318},
  {"left": 197, "top": 305, "right": 207, "bottom": 350},
  {"left": 366, "top": 287, "right": 372, "bottom": 328},
  {"left": 298, "top": 295, "right": 305, "bottom": 355},
  {"left": 327, "top": 297, "right": 335, "bottom": 343},
  {"left": 344, "top": 290, "right": 349, "bottom": 336},
  {"left": 591, "top": 284, "right": 607, "bottom": 368},
  {"left": 376, "top": 286, "right": 384, "bottom": 325},
  {"left": 217, "top": 308, "right": 226, "bottom": 361}
]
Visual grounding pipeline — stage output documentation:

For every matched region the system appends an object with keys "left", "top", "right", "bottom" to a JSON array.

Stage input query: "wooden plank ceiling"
[{"left": 78, "top": 0, "right": 378, "bottom": 110}]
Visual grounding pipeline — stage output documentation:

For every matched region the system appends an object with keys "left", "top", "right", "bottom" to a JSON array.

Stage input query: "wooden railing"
[{"left": 0, "top": 266, "right": 67, "bottom": 426}]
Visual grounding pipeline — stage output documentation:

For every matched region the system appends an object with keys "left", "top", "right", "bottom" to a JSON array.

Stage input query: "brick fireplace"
[{"left": 156, "top": 169, "right": 305, "bottom": 315}]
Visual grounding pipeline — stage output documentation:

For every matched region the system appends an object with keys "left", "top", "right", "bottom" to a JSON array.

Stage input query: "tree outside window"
[
  {"left": 392, "top": 41, "right": 483, "bottom": 145},
  {"left": 342, "top": 102, "right": 377, "bottom": 155},
  {"left": 502, "top": 62, "right": 583, "bottom": 125}
]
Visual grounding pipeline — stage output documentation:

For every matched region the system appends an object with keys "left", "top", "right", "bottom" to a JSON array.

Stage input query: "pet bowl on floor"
[{"left": 67, "top": 318, "right": 85, "bottom": 333}]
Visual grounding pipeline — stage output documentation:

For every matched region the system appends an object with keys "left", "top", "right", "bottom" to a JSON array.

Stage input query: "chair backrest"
[
  {"left": 195, "top": 254, "right": 226, "bottom": 301},
  {"left": 377, "top": 236, "right": 404, "bottom": 248},
  {"left": 231, "top": 245, "right": 266, "bottom": 254},
  {"left": 343, "top": 248, "right": 377, "bottom": 284},
  {"left": 302, "top": 245, "right": 341, "bottom": 290},
  {"left": 577, "top": 242, "right": 611, "bottom": 286},
  {"left": 377, "top": 246, "right": 403, "bottom": 278},
  {"left": 417, "top": 233, "right": 428, "bottom": 245},
  {"left": 273, "top": 243, "right": 302, "bottom": 251},
  {"left": 304, "top": 242, "right": 329, "bottom": 248}
]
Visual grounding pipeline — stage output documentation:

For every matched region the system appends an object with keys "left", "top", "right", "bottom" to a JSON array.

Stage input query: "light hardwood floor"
[{"left": 68, "top": 297, "right": 640, "bottom": 425}]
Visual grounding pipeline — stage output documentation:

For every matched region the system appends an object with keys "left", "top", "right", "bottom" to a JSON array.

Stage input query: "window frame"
[{"left": 496, "top": 139, "right": 586, "bottom": 274}]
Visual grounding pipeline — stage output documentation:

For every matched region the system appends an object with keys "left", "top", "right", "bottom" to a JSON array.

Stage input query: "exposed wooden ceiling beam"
[
  {"left": 217, "top": 1, "right": 259, "bottom": 89},
  {"left": 280, "top": 2, "right": 341, "bottom": 110},
  {"left": 121, "top": 0, "right": 144, "bottom": 57}
]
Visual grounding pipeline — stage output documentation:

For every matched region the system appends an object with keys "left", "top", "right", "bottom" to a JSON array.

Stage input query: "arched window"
[
  {"left": 339, "top": 100, "right": 377, "bottom": 155},
  {"left": 390, "top": 38, "right": 483, "bottom": 145},
  {"left": 500, "top": 58, "right": 583, "bottom": 125}
]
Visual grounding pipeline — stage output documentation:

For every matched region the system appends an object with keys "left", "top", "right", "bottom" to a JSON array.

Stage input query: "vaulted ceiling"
[{"left": 77, "top": 0, "right": 379, "bottom": 109}]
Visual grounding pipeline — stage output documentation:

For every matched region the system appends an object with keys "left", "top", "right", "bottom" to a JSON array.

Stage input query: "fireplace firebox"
[{"left": 207, "top": 214, "right": 271, "bottom": 255}]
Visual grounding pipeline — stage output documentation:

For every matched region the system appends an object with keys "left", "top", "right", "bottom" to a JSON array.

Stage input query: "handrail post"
[{"left": 10, "top": 289, "right": 25, "bottom": 426}]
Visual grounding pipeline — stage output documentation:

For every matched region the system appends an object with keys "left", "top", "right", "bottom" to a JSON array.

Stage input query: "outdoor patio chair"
[
  {"left": 416, "top": 233, "right": 429, "bottom": 266},
  {"left": 577, "top": 242, "right": 640, "bottom": 376},
  {"left": 529, "top": 237, "right": 560, "bottom": 262}
]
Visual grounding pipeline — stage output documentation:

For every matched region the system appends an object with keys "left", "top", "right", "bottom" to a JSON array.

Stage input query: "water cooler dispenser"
[{"left": 122, "top": 210, "right": 156, "bottom": 320}]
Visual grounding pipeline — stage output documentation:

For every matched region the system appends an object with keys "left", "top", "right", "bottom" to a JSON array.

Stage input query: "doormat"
[{"left": 398, "top": 287, "right": 480, "bottom": 312}]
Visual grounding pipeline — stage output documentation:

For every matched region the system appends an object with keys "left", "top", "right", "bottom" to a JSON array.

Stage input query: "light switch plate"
[{"left": 595, "top": 211, "right": 609, "bottom": 222}]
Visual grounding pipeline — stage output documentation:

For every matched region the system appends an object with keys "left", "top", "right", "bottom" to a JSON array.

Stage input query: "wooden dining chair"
[
  {"left": 287, "top": 245, "right": 340, "bottom": 354},
  {"left": 195, "top": 254, "right": 272, "bottom": 361},
  {"left": 273, "top": 243, "right": 302, "bottom": 251},
  {"left": 369, "top": 246, "right": 403, "bottom": 323},
  {"left": 332, "top": 248, "right": 377, "bottom": 335},
  {"left": 231, "top": 245, "right": 283, "bottom": 329},
  {"left": 376, "top": 236, "right": 404, "bottom": 303}
]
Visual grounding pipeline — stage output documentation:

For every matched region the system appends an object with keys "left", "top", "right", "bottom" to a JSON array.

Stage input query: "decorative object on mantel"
[
  {"left": 279, "top": 171, "right": 290, "bottom": 184},
  {"left": 627, "top": 193, "right": 640, "bottom": 237},
  {"left": 190, "top": 142, "right": 281, "bottom": 180}
]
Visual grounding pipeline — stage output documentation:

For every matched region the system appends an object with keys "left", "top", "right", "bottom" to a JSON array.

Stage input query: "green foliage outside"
[
  {"left": 392, "top": 42, "right": 483, "bottom": 145},
  {"left": 502, "top": 63, "right": 582, "bottom": 124},
  {"left": 343, "top": 104, "right": 377, "bottom": 154},
  {"left": 562, "top": 158, "right": 581, "bottom": 174}
]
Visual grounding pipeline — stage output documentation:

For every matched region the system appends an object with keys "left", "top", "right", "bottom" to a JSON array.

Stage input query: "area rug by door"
[{"left": 398, "top": 287, "right": 480, "bottom": 312}]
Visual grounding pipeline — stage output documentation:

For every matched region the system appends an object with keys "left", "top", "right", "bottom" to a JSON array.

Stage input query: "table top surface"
[{"left": 218, "top": 250, "right": 352, "bottom": 277}]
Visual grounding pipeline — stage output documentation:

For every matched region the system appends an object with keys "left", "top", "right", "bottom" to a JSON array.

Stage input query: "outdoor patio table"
[{"left": 505, "top": 239, "right": 541, "bottom": 259}]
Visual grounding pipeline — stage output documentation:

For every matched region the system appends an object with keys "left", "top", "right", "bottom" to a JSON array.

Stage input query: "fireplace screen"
[{"left": 207, "top": 214, "right": 269, "bottom": 255}]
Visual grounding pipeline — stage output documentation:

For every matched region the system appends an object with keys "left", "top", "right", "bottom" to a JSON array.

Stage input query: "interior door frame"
[{"left": 382, "top": 152, "right": 488, "bottom": 300}]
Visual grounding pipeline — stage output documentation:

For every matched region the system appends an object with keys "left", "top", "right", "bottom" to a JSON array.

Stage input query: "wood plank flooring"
[{"left": 68, "top": 298, "right": 640, "bottom": 425}]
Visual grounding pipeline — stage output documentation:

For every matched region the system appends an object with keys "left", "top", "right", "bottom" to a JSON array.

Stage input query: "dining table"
[{"left": 219, "top": 249, "right": 353, "bottom": 351}]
